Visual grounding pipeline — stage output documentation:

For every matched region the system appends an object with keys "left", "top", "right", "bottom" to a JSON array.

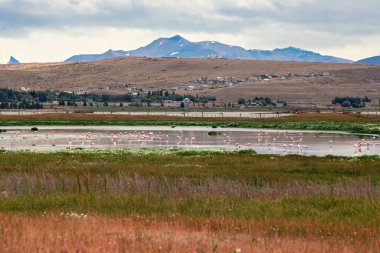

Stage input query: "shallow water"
[{"left": 0, "top": 126, "right": 379, "bottom": 157}]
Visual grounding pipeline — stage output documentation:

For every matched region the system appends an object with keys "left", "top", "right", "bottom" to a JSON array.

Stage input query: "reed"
[{"left": 1, "top": 150, "right": 380, "bottom": 252}]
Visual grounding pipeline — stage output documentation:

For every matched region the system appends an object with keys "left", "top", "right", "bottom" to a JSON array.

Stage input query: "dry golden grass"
[
  {"left": 0, "top": 57, "right": 380, "bottom": 104},
  {"left": 1, "top": 214, "right": 379, "bottom": 253},
  {"left": 195, "top": 78, "right": 380, "bottom": 105}
]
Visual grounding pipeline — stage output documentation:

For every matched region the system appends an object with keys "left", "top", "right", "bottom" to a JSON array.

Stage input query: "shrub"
[{"left": 237, "top": 149, "right": 257, "bottom": 155}]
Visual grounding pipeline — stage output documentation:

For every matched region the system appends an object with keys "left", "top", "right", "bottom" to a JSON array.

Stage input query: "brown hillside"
[{"left": 0, "top": 57, "right": 379, "bottom": 104}]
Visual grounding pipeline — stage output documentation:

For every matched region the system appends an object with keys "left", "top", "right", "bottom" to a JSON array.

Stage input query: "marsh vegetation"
[
  {"left": 1, "top": 150, "right": 379, "bottom": 245},
  {"left": 1, "top": 112, "right": 380, "bottom": 252}
]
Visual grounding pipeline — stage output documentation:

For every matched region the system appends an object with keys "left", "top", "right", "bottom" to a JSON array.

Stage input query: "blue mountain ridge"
[
  {"left": 7, "top": 56, "right": 20, "bottom": 65},
  {"left": 356, "top": 55, "right": 380, "bottom": 65},
  {"left": 65, "top": 35, "right": 353, "bottom": 63}
]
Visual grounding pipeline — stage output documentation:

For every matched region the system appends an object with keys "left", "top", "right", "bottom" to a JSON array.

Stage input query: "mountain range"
[
  {"left": 65, "top": 35, "right": 355, "bottom": 64},
  {"left": 355, "top": 55, "right": 380, "bottom": 65},
  {"left": 7, "top": 56, "right": 20, "bottom": 65}
]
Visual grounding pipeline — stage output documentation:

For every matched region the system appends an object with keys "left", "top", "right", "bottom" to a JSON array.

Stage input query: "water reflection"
[{"left": 0, "top": 126, "right": 379, "bottom": 157}]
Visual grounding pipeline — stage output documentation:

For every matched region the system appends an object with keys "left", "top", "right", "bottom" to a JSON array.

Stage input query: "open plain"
[
  {"left": 1, "top": 57, "right": 380, "bottom": 105},
  {"left": 1, "top": 55, "right": 380, "bottom": 253},
  {"left": 0, "top": 113, "right": 380, "bottom": 252},
  {"left": 2, "top": 1, "right": 380, "bottom": 252},
  {"left": 1, "top": 150, "right": 380, "bottom": 252}
]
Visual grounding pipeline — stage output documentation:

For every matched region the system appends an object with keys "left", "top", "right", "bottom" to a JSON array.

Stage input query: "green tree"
[{"left": 238, "top": 98, "right": 246, "bottom": 105}]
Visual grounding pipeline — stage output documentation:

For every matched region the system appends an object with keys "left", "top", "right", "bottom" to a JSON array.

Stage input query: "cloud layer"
[{"left": 0, "top": 0, "right": 379, "bottom": 62}]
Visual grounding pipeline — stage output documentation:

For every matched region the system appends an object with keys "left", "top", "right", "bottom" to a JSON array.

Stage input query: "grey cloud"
[
  {"left": 0, "top": 0, "right": 379, "bottom": 38},
  {"left": 216, "top": 0, "right": 380, "bottom": 35},
  {"left": 0, "top": 0, "right": 223, "bottom": 34}
]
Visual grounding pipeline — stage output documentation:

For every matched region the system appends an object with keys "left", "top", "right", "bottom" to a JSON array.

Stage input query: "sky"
[{"left": 0, "top": 0, "right": 379, "bottom": 63}]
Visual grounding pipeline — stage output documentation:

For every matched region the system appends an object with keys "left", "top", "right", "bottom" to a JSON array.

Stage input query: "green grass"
[
  {"left": 0, "top": 120, "right": 379, "bottom": 135},
  {"left": 1, "top": 195, "right": 379, "bottom": 225},
  {"left": 0, "top": 150, "right": 379, "bottom": 182},
  {"left": 1, "top": 113, "right": 380, "bottom": 135}
]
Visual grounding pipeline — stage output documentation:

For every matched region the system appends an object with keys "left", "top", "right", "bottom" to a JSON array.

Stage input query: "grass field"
[
  {"left": 1, "top": 113, "right": 380, "bottom": 135},
  {"left": 3, "top": 214, "right": 379, "bottom": 253},
  {"left": 1, "top": 149, "right": 380, "bottom": 252},
  {"left": 1, "top": 112, "right": 380, "bottom": 252}
]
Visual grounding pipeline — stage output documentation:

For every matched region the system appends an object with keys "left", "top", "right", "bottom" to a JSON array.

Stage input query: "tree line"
[
  {"left": 237, "top": 97, "right": 287, "bottom": 106},
  {"left": 332, "top": 96, "right": 371, "bottom": 108},
  {"left": 0, "top": 88, "right": 217, "bottom": 109}
]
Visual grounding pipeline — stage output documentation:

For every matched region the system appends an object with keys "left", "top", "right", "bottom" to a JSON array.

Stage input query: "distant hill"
[
  {"left": 65, "top": 35, "right": 353, "bottom": 63},
  {"left": 126, "top": 35, "right": 253, "bottom": 59},
  {"left": 7, "top": 56, "right": 20, "bottom": 65},
  {"left": 249, "top": 47, "right": 352, "bottom": 64},
  {"left": 65, "top": 49, "right": 129, "bottom": 62},
  {"left": 356, "top": 55, "right": 380, "bottom": 65}
]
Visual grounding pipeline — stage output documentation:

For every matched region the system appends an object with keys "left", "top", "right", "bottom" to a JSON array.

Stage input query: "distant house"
[
  {"left": 178, "top": 86, "right": 188, "bottom": 91},
  {"left": 171, "top": 86, "right": 187, "bottom": 91},
  {"left": 182, "top": 98, "right": 192, "bottom": 103},
  {"left": 200, "top": 84, "right": 209, "bottom": 90},
  {"left": 20, "top": 87, "right": 30, "bottom": 92},
  {"left": 305, "top": 71, "right": 318, "bottom": 77},
  {"left": 247, "top": 77, "right": 259, "bottom": 82}
]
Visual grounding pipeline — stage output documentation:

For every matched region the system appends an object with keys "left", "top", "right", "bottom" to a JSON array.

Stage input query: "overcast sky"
[{"left": 0, "top": 0, "right": 379, "bottom": 63}]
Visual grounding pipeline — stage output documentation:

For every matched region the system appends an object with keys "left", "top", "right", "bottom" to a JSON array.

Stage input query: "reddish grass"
[
  {"left": 1, "top": 214, "right": 379, "bottom": 253},
  {"left": 0, "top": 112, "right": 379, "bottom": 123}
]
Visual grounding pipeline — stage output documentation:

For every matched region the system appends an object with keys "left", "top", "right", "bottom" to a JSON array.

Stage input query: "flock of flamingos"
[{"left": 1, "top": 129, "right": 379, "bottom": 155}]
